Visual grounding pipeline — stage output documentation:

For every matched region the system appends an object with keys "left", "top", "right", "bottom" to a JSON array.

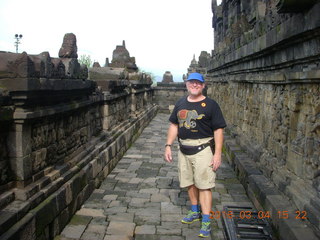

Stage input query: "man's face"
[{"left": 186, "top": 80, "right": 205, "bottom": 96}]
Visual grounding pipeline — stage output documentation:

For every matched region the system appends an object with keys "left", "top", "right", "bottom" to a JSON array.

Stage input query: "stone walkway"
[{"left": 55, "top": 113, "right": 255, "bottom": 240}]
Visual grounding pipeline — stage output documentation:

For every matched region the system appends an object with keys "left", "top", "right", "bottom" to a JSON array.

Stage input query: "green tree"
[
  {"left": 139, "top": 68, "right": 156, "bottom": 82},
  {"left": 78, "top": 54, "right": 92, "bottom": 68}
]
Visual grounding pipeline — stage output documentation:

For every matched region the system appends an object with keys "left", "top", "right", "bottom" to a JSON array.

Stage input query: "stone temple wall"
[
  {"left": 30, "top": 105, "right": 102, "bottom": 176},
  {"left": 209, "top": 0, "right": 320, "bottom": 237},
  {"left": 103, "top": 94, "right": 131, "bottom": 130},
  {"left": 153, "top": 82, "right": 188, "bottom": 113},
  {"left": 0, "top": 45, "right": 157, "bottom": 239}
]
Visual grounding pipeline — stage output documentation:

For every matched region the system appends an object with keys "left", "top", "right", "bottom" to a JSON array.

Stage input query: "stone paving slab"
[{"left": 56, "top": 113, "right": 260, "bottom": 240}]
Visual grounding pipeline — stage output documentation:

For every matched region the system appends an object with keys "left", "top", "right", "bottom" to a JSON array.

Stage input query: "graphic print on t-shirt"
[{"left": 177, "top": 109, "right": 205, "bottom": 129}]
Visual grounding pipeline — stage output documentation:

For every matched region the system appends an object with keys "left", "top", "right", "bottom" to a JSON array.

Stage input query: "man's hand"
[
  {"left": 210, "top": 154, "right": 221, "bottom": 171},
  {"left": 164, "top": 147, "right": 173, "bottom": 163},
  {"left": 210, "top": 128, "right": 223, "bottom": 171},
  {"left": 164, "top": 123, "right": 178, "bottom": 163}
]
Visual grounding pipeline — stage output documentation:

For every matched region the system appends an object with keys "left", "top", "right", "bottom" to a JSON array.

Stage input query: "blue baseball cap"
[{"left": 187, "top": 72, "right": 205, "bottom": 83}]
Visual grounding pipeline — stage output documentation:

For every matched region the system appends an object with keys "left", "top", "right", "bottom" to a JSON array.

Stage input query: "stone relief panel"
[
  {"left": 211, "top": 0, "right": 302, "bottom": 62},
  {"left": 135, "top": 92, "right": 145, "bottom": 111},
  {"left": 30, "top": 108, "right": 102, "bottom": 174},
  {"left": 89, "top": 105, "right": 103, "bottom": 137},
  {"left": 103, "top": 96, "right": 131, "bottom": 130},
  {"left": 208, "top": 82, "right": 319, "bottom": 190}
]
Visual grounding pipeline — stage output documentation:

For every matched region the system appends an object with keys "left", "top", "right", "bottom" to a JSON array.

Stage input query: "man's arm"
[
  {"left": 164, "top": 123, "right": 178, "bottom": 163},
  {"left": 211, "top": 128, "right": 224, "bottom": 171}
]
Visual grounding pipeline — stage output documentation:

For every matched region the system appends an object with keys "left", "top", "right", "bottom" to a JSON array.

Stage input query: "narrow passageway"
[{"left": 56, "top": 113, "right": 255, "bottom": 240}]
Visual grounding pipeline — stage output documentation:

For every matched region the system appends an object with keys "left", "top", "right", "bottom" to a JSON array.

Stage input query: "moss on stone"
[
  {"left": 69, "top": 214, "right": 92, "bottom": 226},
  {"left": 0, "top": 107, "right": 14, "bottom": 121},
  {"left": 215, "top": 188, "right": 228, "bottom": 195},
  {"left": 30, "top": 194, "right": 58, "bottom": 237},
  {"left": 80, "top": 173, "right": 88, "bottom": 189}
]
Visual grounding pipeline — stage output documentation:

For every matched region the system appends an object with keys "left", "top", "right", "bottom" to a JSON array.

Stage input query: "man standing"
[{"left": 164, "top": 72, "right": 226, "bottom": 238}]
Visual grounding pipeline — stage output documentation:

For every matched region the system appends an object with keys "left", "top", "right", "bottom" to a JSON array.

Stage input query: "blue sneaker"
[
  {"left": 181, "top": 210, "right": 201, "bottom": 224},
  {"left": 198, "top": 221, "right": 211, "bottom": 238}
]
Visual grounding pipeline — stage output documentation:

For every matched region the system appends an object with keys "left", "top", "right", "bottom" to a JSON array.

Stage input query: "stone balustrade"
[
  {"left": 0, "top": 49, "right": 157, "bottom": 240},
  {"left": 152, "top": 82, "right": 188, "bottom": 113}
]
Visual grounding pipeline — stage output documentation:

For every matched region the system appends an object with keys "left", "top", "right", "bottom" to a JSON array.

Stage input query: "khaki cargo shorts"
[{"left": 178, "top": 137, "right": 216, "bottom": 189}]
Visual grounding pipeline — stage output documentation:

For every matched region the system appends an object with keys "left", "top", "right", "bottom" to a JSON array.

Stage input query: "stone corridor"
[{"left": 55, "top": 113, "right": 256, "bottom": 240}]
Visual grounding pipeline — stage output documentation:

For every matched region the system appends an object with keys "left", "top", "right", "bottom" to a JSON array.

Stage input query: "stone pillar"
[
  {"left": 8, "top": 120, "right": 32, "bottom": 186},
  {"left": 102, "top": 104, "right": 111, "bottom": 130},
  {"left": 131, "top": 89, "right": 137, "bottom": 115},
  {"left": 143, "top": 89, "right": 148, "bottom": 107}
]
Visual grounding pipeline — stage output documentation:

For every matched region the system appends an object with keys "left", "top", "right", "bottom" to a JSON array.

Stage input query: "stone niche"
[{"left": 208, "top": 0, "right": 320, "bottom": 238}]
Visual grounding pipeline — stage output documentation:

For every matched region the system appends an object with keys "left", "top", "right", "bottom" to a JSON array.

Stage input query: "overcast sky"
[{"left": 0, "top": 0, "right": 221, "bottom": 82}]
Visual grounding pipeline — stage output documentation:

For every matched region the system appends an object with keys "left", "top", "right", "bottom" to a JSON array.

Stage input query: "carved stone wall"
[
  {"left": 208, "top": 81, "right": 319, "bottom": 180},
  {"left": 209, "top": 0, "right": 320, "bottom": 237},
  {"left": 0, "top": 37, "right": 156, "bottom": 240},
  {"left": 103, "top": 94, "right": 131, "bottom": 130},
  {"left": 30, "top": 106, "right": 102, "bottom": 174}
]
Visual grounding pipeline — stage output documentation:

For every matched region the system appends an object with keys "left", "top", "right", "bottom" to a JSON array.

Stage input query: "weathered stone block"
[
  {"left": 286, "top": 148, "right": 304, "bottom": 177},
  {"left": 0, "top": 213, "right": 35, "bottom": 240},
  {"left": 0, "top": 210, "right": 18, "bottom": 236},
  {"left": 60, "top": 224, "right": 86, "bottom": 239},
  {"left": 0, "top": 52, "right": 35, "bottom": 78},
  {"left": 29, "top": 52, "right": 53, "bottom": 78},
  {"left": 305, "top": 203, "right": 320, "bottom": 229},
  {"left": 278, "top": 217, "right": 319, "bottom": 240},
  {"left": 234, "top": 154, "right": 262, "bottom": 180},
  {"left": 271, "top": 168, "right": 290, "bottom": 193},
  {"left": 51, "top": 58, "right": 65, "bottom": 78},
  {"left": 248, "top": 175, "right": 280, "bottom": 207},
  {"left": 58, "top": 33, "right": 78, "bottom": 59},
  {"left": 107, "top": 222, "right": 135, "bottom": 237},
  {"left": 61, "top": 58, "right": 80, "bottom": 79},
  {"left": 30, "top": 194, "right": 58, "bottom": 237},
  {"left": 285, "top": 184, "right": 312, "bottom": 211},
  {"left": 89, "top": 67, "right": 127, "bottom": 81},
  {"left": 135, "top": 225, "right": 156, "bottom": 235}
]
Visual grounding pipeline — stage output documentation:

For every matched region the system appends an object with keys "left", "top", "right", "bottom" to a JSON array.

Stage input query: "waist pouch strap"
[{"left": 179, "top": 139, "right": 215, "bottom": 155}]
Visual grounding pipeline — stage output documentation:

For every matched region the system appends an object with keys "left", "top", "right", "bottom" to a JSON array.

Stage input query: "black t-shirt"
[{"left": 169, "top": 96, "right": 227, "bottom": 139}]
